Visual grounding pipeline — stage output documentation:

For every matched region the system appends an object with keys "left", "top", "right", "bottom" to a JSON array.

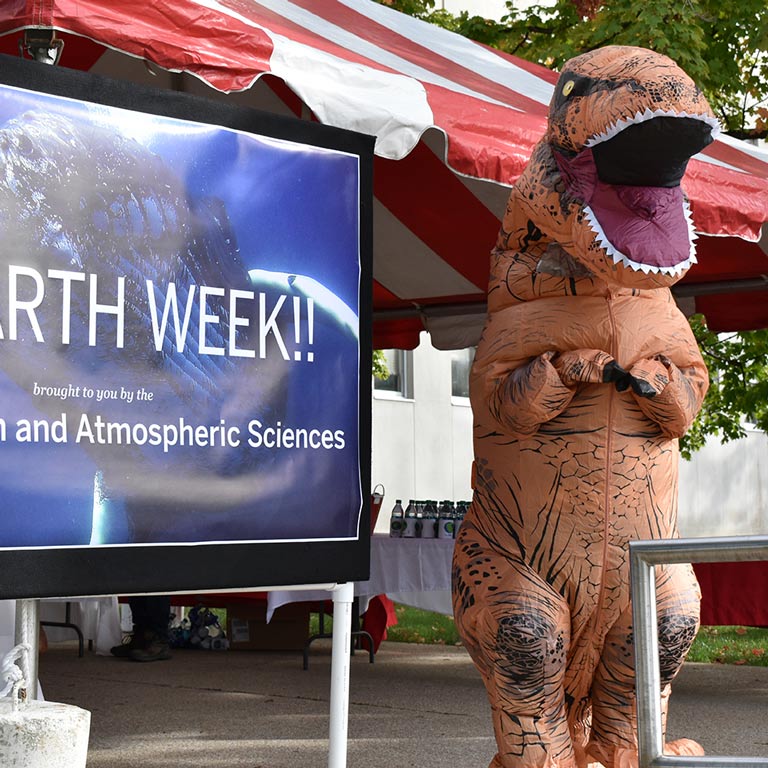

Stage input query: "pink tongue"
[
  {"left": 555, "top": 148, "right": 692, "bottom": 271},
  {"left": 589, "top": 181, "right": 692, "bottom": 269}
]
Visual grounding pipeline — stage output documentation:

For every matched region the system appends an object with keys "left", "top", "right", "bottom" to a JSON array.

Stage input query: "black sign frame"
[{"left": 0, "top": 54, "right": 373, "bottom": 599}]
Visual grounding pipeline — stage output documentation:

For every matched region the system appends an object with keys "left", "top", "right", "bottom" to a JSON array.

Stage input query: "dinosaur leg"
[
  {"left": 454, "top": 532, "right": 575, "bottom": 768},
  {"left": 656, "top": 564, "right": 704, "bottom": 759},
  {"left": 586, "top": 564, "right": 702, "bottom": 768},
  {"left": 584, "top": 605, "right": 637, "bottom": 767}
]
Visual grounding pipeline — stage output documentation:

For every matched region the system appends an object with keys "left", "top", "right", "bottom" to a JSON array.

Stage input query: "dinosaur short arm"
[
  {"left": 629, "top": 355, "right": 709, "bottom": 438},
  {"left": 490, "top": 351, "right": 577, "bottom": 437}
]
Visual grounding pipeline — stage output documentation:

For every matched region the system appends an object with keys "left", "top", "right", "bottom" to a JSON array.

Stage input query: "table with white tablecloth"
[{"left": 267, "top": 534, "right": 456, "bottom": 620}]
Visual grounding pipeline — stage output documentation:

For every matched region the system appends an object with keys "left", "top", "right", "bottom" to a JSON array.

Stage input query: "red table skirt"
[{"left": 694, "top": 561, "right": 768, "bottom": 627}]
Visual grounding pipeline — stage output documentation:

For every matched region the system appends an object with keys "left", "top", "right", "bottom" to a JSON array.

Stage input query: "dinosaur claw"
[{"left": 630, "top": 377, "right": 658, "bottom": 398}]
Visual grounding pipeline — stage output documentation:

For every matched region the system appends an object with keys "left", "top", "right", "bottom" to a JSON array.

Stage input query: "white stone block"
[{"left": 0, "top": 700, "right": 90, "bottom": 767}]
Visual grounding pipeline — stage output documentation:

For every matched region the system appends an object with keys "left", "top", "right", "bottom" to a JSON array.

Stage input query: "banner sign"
[{"left": 0, "top": 56, "right": 373, "bottom": 597}]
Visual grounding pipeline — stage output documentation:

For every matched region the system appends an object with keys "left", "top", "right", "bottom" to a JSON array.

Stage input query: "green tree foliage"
[
  {"left": 681, "top": 317, "right": 768, "bottom": 459},
  {"left": 496, "top": 0, "right": 768, "bottom": 139},
  {"left": 372, "top": 349, "right": 390, "bottom": 380}
]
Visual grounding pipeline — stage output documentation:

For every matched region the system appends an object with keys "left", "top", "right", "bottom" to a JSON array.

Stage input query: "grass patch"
[
  {"left": 256, "top": 603, "right": 768, "bottom": 667},
  {"left": 687, "top": 625, "right": 768, "bottom": 666},
  {"left": 307, "top": 603, "right": 461, "bottom": 645},
  {"left": 376, "top": 606, "right": 768, "bottom": 667},
  {"left": 385, "top": 604, "right": 461, "bottom": 645}
]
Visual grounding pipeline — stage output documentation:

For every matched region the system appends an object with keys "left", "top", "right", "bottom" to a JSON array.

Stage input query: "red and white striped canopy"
[{"left": 2, "top": 0, "right": 768, "bottom": 348}]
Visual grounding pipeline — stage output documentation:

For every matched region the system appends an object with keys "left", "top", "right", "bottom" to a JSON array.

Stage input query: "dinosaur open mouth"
[
  {"left": 556, "top": 113, "right": 718, "bottom": 276},
  {"left": 589, "top": 114, "right": 717, "bottom": 187},
  {"left": 584, "top": 181, "right": 696, "bottom": 275}
]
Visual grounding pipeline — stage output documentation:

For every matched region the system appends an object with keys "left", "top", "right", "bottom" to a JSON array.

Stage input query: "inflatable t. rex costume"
[{"left": 452, "top": 46, "right": 718, "bottom": 768}]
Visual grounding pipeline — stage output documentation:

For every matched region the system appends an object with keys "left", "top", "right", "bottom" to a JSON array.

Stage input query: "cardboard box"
[{"left": 226, "top": 602, "right": 310, "bottom": 651}]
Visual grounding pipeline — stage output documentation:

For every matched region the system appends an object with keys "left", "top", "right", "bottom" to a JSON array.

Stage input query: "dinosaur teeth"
[
  {"left": 584, "top": 110, "right": 721, "bottom": 149},
  {"left": 683, "top": 199, "right": 698, "bottom": 264},
  {"left": 583, "top": 206, "right": 695, "bottom": 276}
]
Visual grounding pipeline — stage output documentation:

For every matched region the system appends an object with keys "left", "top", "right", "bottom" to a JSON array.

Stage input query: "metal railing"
[{"left": 630, "top": 535, "right": 768, "bottom": 768}]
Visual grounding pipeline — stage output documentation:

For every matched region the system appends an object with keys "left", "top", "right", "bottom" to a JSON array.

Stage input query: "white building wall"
[
  {"left": 450, "top": 399, "right": 474, "bottom": 499},
  {"left": 678, "top": 428, "right": 768, "bottom": 537},
  {"left": 371, "top": 394, "right": 417, "bottom": 523},
  {"left": 373, "top": 334, "right": 768, "bottom": 539},
  {"left": 372, "top": 334, "right": 473, "bottom": 531}
]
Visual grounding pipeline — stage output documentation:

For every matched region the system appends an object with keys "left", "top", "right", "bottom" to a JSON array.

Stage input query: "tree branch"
[{"left": 725, "top": 127, "right": 768, "bottom": 141}]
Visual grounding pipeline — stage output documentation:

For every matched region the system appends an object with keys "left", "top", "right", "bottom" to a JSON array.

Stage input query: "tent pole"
[
  {"left": 13, "top": 598, "right": 40, "bottom": 700},
  {"left": 328, "top": 581, "right": 354, "bottom": 768}
]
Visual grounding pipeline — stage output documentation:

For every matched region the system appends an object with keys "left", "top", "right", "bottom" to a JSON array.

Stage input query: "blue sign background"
[{"left": 0, "top": 84, "right": 364, "bottom": 549}]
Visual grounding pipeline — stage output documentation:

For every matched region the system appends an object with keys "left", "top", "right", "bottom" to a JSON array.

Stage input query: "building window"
[
  {"left": 450, "top": 347, "right": 475, "bottom": 398},
  {"left": 374, "top": 349, "right": 413, "bottom": 398}
]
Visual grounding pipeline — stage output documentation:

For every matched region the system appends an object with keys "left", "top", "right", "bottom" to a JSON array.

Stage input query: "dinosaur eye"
[{"left": 562, "top": 80, "right": 575, "bottom": 97}]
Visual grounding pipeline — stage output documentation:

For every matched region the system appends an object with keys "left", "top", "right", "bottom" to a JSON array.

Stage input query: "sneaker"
[
  {"left": 129, "top": 639, "right": 172, "bottom": 662},
  {"left": 110, "top": 632, "right": 147, "bottom": 658}
]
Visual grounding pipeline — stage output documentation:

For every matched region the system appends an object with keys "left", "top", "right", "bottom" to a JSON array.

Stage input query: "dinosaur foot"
[{"left": 585, "top": 738, "right": 704, "bottom": 768}]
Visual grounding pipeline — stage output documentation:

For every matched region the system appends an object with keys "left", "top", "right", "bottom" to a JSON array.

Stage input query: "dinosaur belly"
[{"left": 469, "top": 395, "right": 679, "bottom": 620}]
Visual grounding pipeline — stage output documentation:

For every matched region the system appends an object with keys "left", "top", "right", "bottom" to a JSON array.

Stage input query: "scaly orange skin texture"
[{"left": 452, "top": 47, "right": 711, "bottom": 768}]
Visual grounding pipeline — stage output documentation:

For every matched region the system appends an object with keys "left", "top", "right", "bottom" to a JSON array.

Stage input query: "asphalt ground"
[{"left": 36, "top": 640, "right": 768, "bottom": 768}]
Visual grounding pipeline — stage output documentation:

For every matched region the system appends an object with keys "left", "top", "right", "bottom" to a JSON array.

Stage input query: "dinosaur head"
[{"left": 546, "top": 45, "right": 719, "bottom": 289}]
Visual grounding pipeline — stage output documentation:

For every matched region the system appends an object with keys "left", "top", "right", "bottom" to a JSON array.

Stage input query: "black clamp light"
[{"left": 19, "top": 28, "right": 64, "bottom": 66}]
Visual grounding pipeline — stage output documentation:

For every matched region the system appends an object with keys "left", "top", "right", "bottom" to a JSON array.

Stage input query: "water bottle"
[
  {"left": 414, "top": 504, "right": 424, "bottom": 538},
  {"left": 454, "top": 501, "right": 468, "bottom": 537},
  {"left": 389, "top": 499, "right": 405, "bottom": 537},
  {"left": 438, "top": 500, "right": 455, "bottom": 539},
  {"left": 422, "top": 500, "right": 438, "bottom": 538},
  {"left": 403, "top": 500, "right": 418, "bottom": 537}
]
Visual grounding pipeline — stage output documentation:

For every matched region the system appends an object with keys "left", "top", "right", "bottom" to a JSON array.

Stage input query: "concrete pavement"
[{"left": 37, "top": 640, "right": 768, "bottom": 767}]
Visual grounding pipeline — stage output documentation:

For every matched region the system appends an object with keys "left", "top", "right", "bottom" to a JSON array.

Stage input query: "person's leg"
[
  {"left": 128, "top": 597, "right": 149, "bottom": 633},
  {"left": 111, "top": 596, "right": 152, "bottom": 657},
  {"left": 130, "top": 596, "right": 172, "bottom": 662},
  {"left": 140, "top": 596, "right": 171, "bottom": 638}
]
